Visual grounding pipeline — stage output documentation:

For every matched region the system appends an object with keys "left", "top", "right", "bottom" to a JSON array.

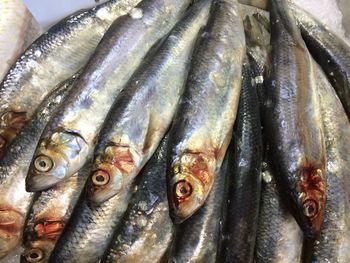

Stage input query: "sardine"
[
  {"left": 101, "top": 136, "right": 173, "bottom": 263},
  {"left": 26, "top": 0, "right": 193, "bottom": 192},
  {"left": 265, "top": 0, "right": 326, "bottom": 237},
  {"left": 167, "top": 0, "right": 245, "bottom": 223},
  {"left": 86, "top": 0, "right": 212, "bottom": 204},
  {"left": 308, "top": 62, "right": 350, "bottom": 263},
  {"left": 255, "top": 163, "right": 303, "bottom": 263},
  {"left": 220, "top": 61, "right": 262, "bottom": 263},
  {"left": 0, "top": 0, "right": 41, "bottom": 81},
  {"left": 21, "top": 170, "right": 88, "bottom": 263},
  {"left": 0, "top": 0, "right": 140, "bottom": 158},
  {"left": 0, "top": 76, "right": 75, "bottom": 259},
  {"left": 168, "top": 154, "right": 229, "bottom": 263}
]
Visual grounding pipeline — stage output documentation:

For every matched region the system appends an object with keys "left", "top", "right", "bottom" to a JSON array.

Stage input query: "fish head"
[
  {"left": 26, "top": 130, "right": 88, "bottom": 191},
  {"left": 87, "top": 144, "right": 138, "bottom": 204},
  {"left": 295, "top": 167, "right": 326, "bottom": 237},
  {"left": 167, "top": 152, "right": 215, "bottom": 224},
  {"left": 0, "top": 206, "right": 24, "bottom": 258}
]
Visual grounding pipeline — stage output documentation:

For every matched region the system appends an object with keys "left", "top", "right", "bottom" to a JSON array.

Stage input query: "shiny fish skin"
[
  {"left": 309, "top": 63, "right": 350, "bottom": 263},
  {"left": 27, "top": 0, "right": 193, "bottom": 193},
  {"left": 168, "top": 155, "right": 229, "bottom": 263},
  {"left": 0, "top": 0, "right": 140, "bottom": 158},
  {"left": 0, "top": 0, "right": 41, "bottom": 81},
  {"left": 0, "top": 76, "right": 75, "bottom": 259},
  {"left": 102, "top": 136, "right": 173, "bottom": 263},
  {"left": 167, "top": 0, "right": 245, "bottom": 223},
  {"left": 21, "top": 171, "right": 88, "bottom": 263},
  {"left": 220, "top": 61, "right": 262, "bottom": 263},
  {"left": 86, "top": 0, "right": 212, "bottom": 204},
  {"left": 255, "top": 164, "right": 303, "bottom": 263},
  {"left": 265, "top": 0, "right": 326, "bottom": 238}
]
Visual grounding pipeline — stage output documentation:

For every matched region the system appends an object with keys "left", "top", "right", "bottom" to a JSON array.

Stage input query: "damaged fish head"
[
  {"left": 26, "top": 130, "right": 88, "bottom": 192},
  {"left": 168, "top": 152, "right": 216, "bottom": 224}
]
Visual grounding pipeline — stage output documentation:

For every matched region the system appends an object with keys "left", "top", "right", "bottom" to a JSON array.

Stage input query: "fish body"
[
  {"left": 27, "top": 0, "right": 193, "bottom": 192},
  {"left": 87, "top": 0, "right": 212, "bottom": 204},
  {"left": 168, "top": 154, "right": 229, "bottom": 263},
  {"left": 265, "top": 0, "right": 326, "bottom": 237},
  {"left": 255, "top": 164, "right": 303, "bottom": 263},
  {"left": 102, "top": 136, "right": 173, "bottom": 263},
  {"left": 0, "top": 0, "right": 140, "bottom": 157},
  {"left": 167, "top": 0, "right": 245, "bottom": 223},
  {"left": 0, "top": 76, "right": 75, "bottom": 259},
  {"left": 221, "top": 61, "right": 262, "bottom": 263}
]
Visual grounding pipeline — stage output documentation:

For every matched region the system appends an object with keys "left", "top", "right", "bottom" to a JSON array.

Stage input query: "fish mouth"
[{"left": 0, "top": 206, "right": 24, "bottom": 259}]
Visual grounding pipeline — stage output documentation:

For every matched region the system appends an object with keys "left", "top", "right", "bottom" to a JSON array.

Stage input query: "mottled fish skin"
[
  {"left": 167, "top": 0, "right": 245, "bottom": 224},
  {"left": 0, "top": 0, "right": 41, "bottom": 81},
  {"left": 265, "top": 0, "right": 326, "bottom": 238},
  {"left": 26, "top": 0, "right": 193, "bottom": 193},
  {"left": 21, "top": 170, "right": 88, "bottom": 263},
  {"left": 220, "top": 61, "right": 262, "bottom": 263},
  {"left": 0, "top": 0, "right": 140, "bottom": 158},
  {"left": 255, "top": 163, "right": 303, "bottom": 263},
  {"left": 168, "top": 154, "right": 229, "bottom": 263},
  {"left": 0, "top": 76, "right": 76, "bottom": 259},
  {"left": 102, "top": 136, "right": 173, "bottom": 263},
  {"left": 86, "top": 0, "right": 212, "bottom": 205},
  {"left": 307, "top": 62, "right": 350, "bottom": 263}
]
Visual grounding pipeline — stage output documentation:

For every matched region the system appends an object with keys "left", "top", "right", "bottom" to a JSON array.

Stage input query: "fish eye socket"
[
  {"left": 25, "top": 248, "right": 44, "bottom": 262},
  {"left": 175, "top": 180, "right": 192, "bottom": 199},
  {"left": 303, "top": 199, "right": 318, "bottom": 218},
  {"left": 34, "top": 155, "right": 53, "bottom": 173},
  {"left": 92, "top": 170, "right": 110, "bottom": 186}
]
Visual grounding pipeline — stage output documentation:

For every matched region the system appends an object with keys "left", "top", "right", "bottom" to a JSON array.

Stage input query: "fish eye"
[
  {"left": 25, "top": 248, "right": 44, "bottom": 262},
  {"left": 34, "top": 155, "right": 53, "bottom": 173},
  {"left": 175, "top": 180, "right": 192, "bottom": 199},
  {"left": 92, "top": 170, "right": 110, "bottom": 186},
  {"left": 303, "top": 199, "right": 318, "bottom": 218}
]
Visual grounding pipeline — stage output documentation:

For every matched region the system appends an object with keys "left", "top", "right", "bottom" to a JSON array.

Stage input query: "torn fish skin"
[
  {"left": 0, "top": 75, "right": 76, "bottom": 259},
  {"left": 0, "top": 0, "right": 140, "bottom": 158},
  {"left": 101, "top": 136, "right": 174, "bottom": 263},
  {"left": 167, "top": 0, "right": 245, "bottom": 224},
  {"left": 26, "top": 0, "right": 193, "bottom": 193},
  {"left": 265, "top": 0, "right": 326, "bottom": 238},
  {"left": 86, "top": 0, "right": 212, "bottom": 204}
]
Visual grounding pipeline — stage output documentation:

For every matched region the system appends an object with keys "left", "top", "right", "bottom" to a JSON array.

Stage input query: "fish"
[
  {"left": 86, "top": 0, "right": 212, "bottom": 204},
  {"left": 220, "top": 61, "right": 262, "bottom": 263},
  {"left": 21, "top": 170, "right": 88, "bottom": 263},
  {"left": 265, "top": 0, "right": 326, "bottom": 237},
  {"left": 0, "top": 0, "right": 141, "bottom": 158},
  {"left": 307, "top": 62, "right": 350, "bottom": 263},
  {"left": 101, "top": 135, "right": 173, "bottom": 263},
  {"left": 167, "top": 0, "right": 245, "bottom": 224},
  {"left": 254, "top": 163, "right": 303, "bottom": 263},
  {"left": 168, "top": 152, "right": 229, "bottom": 263},
  {"left": 26, "top": 0, "right": 193, "bottom": 192},
  {"left": 0, "top": 75, "right": 75, "bottom": 259},
  {"left": 0, "top": 0, "right": 41, "bottom": 81}
]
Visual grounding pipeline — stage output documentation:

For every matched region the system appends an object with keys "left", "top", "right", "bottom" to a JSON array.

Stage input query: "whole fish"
[
  {"left": 26, "top": 0, "right": 193, "bottom": 192},
  {"left": 0, "top": 0, "right": 140, "bottom": 158},
  {"left": 21, "top": 171, "right": 88, "bottom": 263},
  {"left": 86, "top": 0, "right": 212, "bottom": 204},
  {"left": 167, "top": 0, "right": 245, "bottom": 224},
  {"left": 255, "top": 163, "right": 303, "bottom": 263},
  {"left": 0, "top": 0, "right": 41, "bottom": 81},
  {"left": 220, "top": 61, "right": 262, "bottom": 263},
  {"left": 101, "top": 136, "right": 173, "bottom": 263},
  {"left": 0, "top": 76, "right": 75, "bottom": 259},
  {"left": 168, "top": 154, "right": 229, "bottom": 263},
  {"left": 308, "top": 62, "right": 350, "bottom": 263},
  {"left": 265, "top": 0, "right": 326, "bottom": 237}
]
